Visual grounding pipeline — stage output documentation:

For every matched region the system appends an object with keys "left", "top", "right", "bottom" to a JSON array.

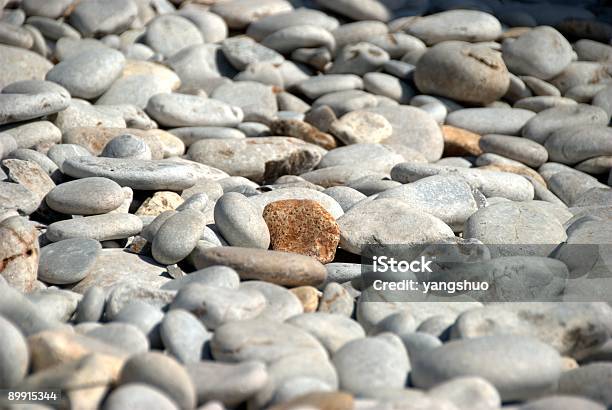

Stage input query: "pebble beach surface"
[{"left": 0, "top": 0, "right": 612, "bottom": 409}]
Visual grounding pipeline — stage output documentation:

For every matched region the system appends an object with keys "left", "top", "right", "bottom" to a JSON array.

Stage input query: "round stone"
[
  {"left": 414, "top": 41, "right": 510, "bottom": 105},
  {"left": 263, "top": 199, "right": 340, "bottom": 264},
  {"left": 329, "top": 111, "right": 392, "bottom": 145},
  {"left": 38, "top": 238, "right": 101, "bottom": 285},
  {"left": 0, "top": 315, "right": 29, "bottom": 389},
  {"left": 214, "top": 192, "right": 270, "bottom": 249},
  {"left": 152, "top": 209, "right": 207, "bottom": 265},
  {"left": 160, "top": 309, "right": 212, "bottom": 364},
  {"left": 146, "top": 15, "right": 204, "bottom": 58},
  {"left": 101, "top": 134, "right": 152, "bottom": 160},
  {"left": 45, "top": 177, "right": 124, "bottom": 215}
]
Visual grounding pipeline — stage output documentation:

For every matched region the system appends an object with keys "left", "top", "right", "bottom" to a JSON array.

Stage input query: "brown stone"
[
  {"left": 479, "top": 164, "right": 547, "bottom": 187},
  {"left": 263, "top": 199, "right": 340, "bottom": 263},
  {"left": 269, "top": 118, "right": 337, "bottom": 150},
  {"left": 0, "top": 216, "right": 39, "bottom": 292},
  {"left": 290, "top": 286, "right": 321, "bottom": 313},
  {"left": 442, "top": 125, "right": 483, "bottom": 156},
  {"left": 269, "top": 392, "right": 354, "bottom": 410},
  {"left": 189, "top": 246, "right": 327, "bottom": 287},
  {"left": 135, "top": 191, "right": 184, "bottom": 216}
]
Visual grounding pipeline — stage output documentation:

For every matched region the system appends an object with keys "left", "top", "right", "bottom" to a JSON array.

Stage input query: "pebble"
[
  {"left": 415, "top": 42, "right": 510, "bottom": 105},
  {"left": 329, "top": 111, "right": 392, "bottom": 145},
  {"left": 328, "top": 42, "right": 389, "bottom": 76},
  {"left": 211, "top": 81, "right": 277, "bottom": 122},
  {"left": 101, "top": 134, "right": 152, "bottom": 160},
  {"left": 118, "top": 352, "right": 197, "bottom": 410},
  {"left": 544, "top": 125, "right": 612, "bottom": 164},
  {"left": 161, "top": 266, "right": 240, "bottom": 292},
  {"left": 0, "top": 45, "right": 53, "bottom": 90},
  {"left": 46, "top": 213, "right": 143, "bottom": 242},
  {"left": 74, "top": 286, "right": 105, "bottom": 323},
  {"left": 0, "top": 315, "right": 29, "bottom": 388},
  {"left": 62, "top": 157, "right": 198, "bottom": 191},
  {"left": 261, "top": 25, "right": 336, "bottom": 55},
  {"left": 161, "top": 309, "right": 212, "bottom": 364},
  {"left": 502, "top": 26, "right": 573, "bottom": 80},
  {"left": 296, "top": 74, "right": 363, "bottom": 100},
  {"left": 241, "top": 281, "right": 303, "bottom": 321},
  {"left": 45, "top": 177, "right": 124, "bottom": 215},
  {"left": 146, "top": 93, "right": 243, "bottom": 128},
  {"left": 428, "top": 377, "right": 501, "bottom": 410},
  {"left": 0, "top": 216, "right": 39, "bottom": 292},
  {"left": 558, "top": 363, "right": 612, "bottom": 407},
  {"left": 263, "top": 199, "right": 340, "bottom": 263},
  {"left": 214, "top": 192, "right": 270, "bottom": 249},
  {"left": 446, "top": 108, "right": 535, "bottom": 136},
  {"left": 145, "top": 15, "right": 204, "bottom": 58},
  {"left": 87, "top": 322, "right": 149, "bottom": 354},
  {"left": 332, "top": 21, "right": 388, "bottom": 50},
  {"left": 269, "top": 119, "right": 336, "bottom": 150},
  {"left": 103, "top": 384, "right": 179, "bottom": 410},
  {"left": 38, "top": 238, "right": 101, "bottom": 285},
  {"left": 69, "top": 0, "right": 137, "bottom": 37},
  {"left": 190, "top": 246, "right": 327, "bottom": 287},
  {"left": 152, "top": 209, "right": 206, "bottom": 265},
  {"left": 2, "top": 158, "right": 55, "bottom": 199},
  {"left": 479, "top": 134, "right": 548, "bottom": 167}
]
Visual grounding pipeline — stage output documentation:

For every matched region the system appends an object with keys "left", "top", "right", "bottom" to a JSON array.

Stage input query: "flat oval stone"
[
  {"left": 522, "top": 104, "right": 609, "bottom": 144},
  {"left": 0, "top": 44, "right": 53, "bottom": 89},
  {"left": 211, "top": 81, "right": 277, "bottom": 122},
  {"left": 295, "top": 74, "right": 363, "bottom": 100},
  {"left": 62, "top": 157, "right": 198, "bottom": 191},
  {"left": 145, "top": 15, "right": 204, "bottom": 57},
  {"left": 187, "top": 137, "right": 325, "bottom": 184},
  {"left": 332, "top": 335, "right": 409, "bottom": 397},
  {"left": 544, "top": 125, "right": 612, "bottom": 164},
  {"left": 261, "top": 25, "right": 335, "bottom": 55},
  {"left": 45, "top": 177, "right": 124, "bottom": 215},
  {"left": 97, "top": 75, "right": 175, "bottom": 110},
  {"left": 428, "top": 377, "right": 501, "bottom": 410},
  {"left": 190, "top": 246, "right": 327, "bottom": 287},
  {"left": 118, "top": 352, "right": 197, "bottom": 410},
  {"left": 479, "top": 134, "right": 548, "bottom": 167},
  {"left": 446, "top": 108, "right": 535, "bottom": 136},
  {"left": 502, "top": 26, "right": 573, "bottom": 80},
  {"left": 415, "top": 42, "right": 510, "bottom": 105},
  {"left": 152, "top": 209, "right": 207, "bottom": 265},
  {"left": 214, "top": 192, "right": 270, "bottom": 249},
  {"left": 411, "top": 336, "right": 562, "bottom": 402},
  {"left": 337, "top": 198, "right": 455, "bottom": 256},
  {"left": 376, "top": 175, "right": 480, "bottom": 232},
  {"left": 0, "top": 315, "right": 29, "bottom": 388},
  {"left": 0, "top": 88, "right": 70, "bottom": 126},
  {"left": 161, "top": 309, "right": 212, "bottom": 364},
  {"left": 103, "top": 384, "right": 179, "bottom": 410},
  {"left": 247, "top": 8, "right": 338, "bottom": 41},
  {"left": 287, "top": 313, "right": 365, "bottom": 355},
  {"left": 69, "top": 0, "right": 138, "bottom": 37},
  {"left": 463, "top": 201, "right": 567, "bottom": 257},
  {"left": 211, "top": 318, "right": 327, "bottom": 363},
  {"left": 221, "top": 36, "right": 284, "bottom": 71},
  {"left": 46, "top": 48, "right": 125, "bottom": 99},
  {"left": 46, "top": 213, "right": 143, "bottom": 242},
  {"left": 403, "top": 10, "right": 502, "bottom": 45},
  {"left": 332, "top": 20, "right": 388, "bottom": 50},
  {"left": 87, "top": 322, "right": 149, "bottom": 354},
  {"left": 3, "top": 121, "right": 61, "bottom": 150},
  {"left": 38, "top": 238, "right": 101, "bottom": 285},
  {"left": 317, "top": 0, "right": 389, "bottom": 21},
  {"left": 146, "top": 93, "right": 243, "bottom": 128},
  {"left": 328, "top": 42, "right": 389, "bottom": 76},
  {"left": 211, "top": 0, "right": 293, "bottom": 30}
]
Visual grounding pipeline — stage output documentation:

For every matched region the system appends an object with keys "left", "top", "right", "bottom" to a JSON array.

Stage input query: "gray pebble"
[
  {"left": 0, "top": 315, "right": 29, "bottom": 389},
  {"left": 75, "top": 286, "right": 106, "bottom": 323},
  {"left": 479, "top": 134, "right": 548, "bottom": 167},
  {"left": 103, "top": 384, "right": 179, "bottom": 410},
  {"left": 446, "top": 108, "right": 535, "bottom": 136},
  {"left": 146, "top": 15, "right": 204, "bottom": 58},
  {"left": 328, "top": 42, "right": 389, "bottom": 76},
  {"left": 146, "top": 93, "right": 243, "bottom": 128},
  {"left": 46, "top": 213, "right": 143, "bottom": 242},
  {"left": 87, "top": 322, "right": 149, "bottom": 355},
  {"left": 69, "top": 0, "right": 138, "bottom": 37},
  {"left": 152, "top": 209, "right": 206, "bottom": 265},
  {"left": 161, "top": 309, "right": 212, "bottom": 364},
  {"left": 221, "top": 36, "right": 284, "bottom": 71},
  {"left": 46, "top": 177, "right": 124, "bottom": 215},
  {"left": 38, "top": 238, "right": 101, "bottom": 285},
  {"left": 101, "top": 134, "right": 152, "bottom": 160},
  {"left": 214, "top": 192, "right": 270, "bottom": 249}
]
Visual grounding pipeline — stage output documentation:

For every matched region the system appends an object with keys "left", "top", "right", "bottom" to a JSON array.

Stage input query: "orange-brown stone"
[
  {"left": 269, "top": 392, "right": 354, "bottom": 410},
  {"left": 290, "top": 286, "right": 321, "bottom": 312},
  {"left": 442, "top": 125, "right": 483, "bottom": 156},
  {"left": 263, "top": 199, "right": 340, "bottom": 264}
]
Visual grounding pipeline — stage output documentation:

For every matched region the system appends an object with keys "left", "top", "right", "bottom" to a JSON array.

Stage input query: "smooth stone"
[
  {"left": 322, "top": 187, "right": 367, "bottom": 212},
  {"left": 169, "top": 127, "right": 245, "bottom": 147},
  {"left": 557, "top": 363, "right": 612, "bottom": 406},
  {"left": 69, "top": 0, "right": 137, "bottom": 36},
  {"left": 287, "top": 313, "right": 364, "bottom": 355},
  {"left": 46, "top": 49, "right": 125, "bottom": 100},
  {"left": 376, "top": 175, "right": 480, "bottom": 232},
  {"left": 521, "top": 76, "right": 560, "bottom": 97},
  {"left": 364, "top": 105, "right": 444, "bottom": 162},
  {"left": 271, "top": 376, "right": 333, "bottom": 405},
  {"left": 145, "top": 15, "right": 204, "bottom": 57},
  {"left": 46, "top": 213, "right": 143, "bottom": 242},
  {"left": 2, "top": 121, "right": 61, "bottom": 150},
  {"left": 261, "top": 25, "right": 336, "bottom": 55},
  {"left": 0, "top": 84, "right": 70, "bottom": 126},
  {"left": 146, "top": 93, "right": 243, "bottom": 128},
  {"left": 332, "top": 20, "right": 388, "bottom": 50},
  {"left": 249, "top": 187, "right": 343, "bottom": 219},
  {"left": 62, "top": 157, "right": 198, "bottom": 191},
  {"left": 161, "top": 309, "right": 212, "bottom": 364},
  {"left": 1, "top": 158, "right": 55, "bottom": 199},
  {"left": 221, "top": 36, "right": 284, "bottom": 71},
  {"left": 75, "top": 286, "right": 105, "bottom": 323},
  {"left": 101, "top": 134, "right": 152, "bottom": 160},
  {"left": 268, "top": 118, "right": 335, "bottom": 150},
  {"left": 211, "top": 81, "right": 277, "bottom": 122},
  {"left": 161, "top": 266, "right": 240, "bottom": 292},
  {"left": 151, "top": 209, "right": 206, "bottom": 265},
  {"left": 332, "top": 334, "right": 409, "bottom": 397},
  {"left": 319, "top": 144, "right": 403, "bottom": 173},
  {"left": 103, "top": 283, "right": 174, "bottom": 320},
  {"left": 0, "top": 45, "right": 53, "bottom": 89},
  {"left": 362, "top": 72, "right": 414, "bottom": 104},
  {"left": 415, "top": 41, "right": 509, "bottom": 105},
  {"left": 411, "top": 336, "right": 562, "bottom": 401},
  {"left": 189, "top": 246, "right": 327, "bottom": 287},
  {"left": 45, "top": 177, "right": 124, "bottom": 215},
  {"left": 26, "top": 16, "right": 80, "bottom": 41},
  {"left": 118, "top": 352, "right": 197, "bottom": 410},
  {"left": 521, "top": 104, "right": 609, "bottom": 144},
  {"left": 479, "top": 134, "right": 548, "bottom": 167},
  {"left": 464, "top": 201, "right": 567, "bottom": 256},
  {"left": 592, "top": 85, "right": 612, "bottom": 118},
  {"left": 514, "top": 96, "right": 577, "bottom": 113},
  {"left": 28, "top": 289, "right": 82, "bottom": 323},
  {"left": 114, "top": 301, "right": 164, "bottom": 346},
  {"left": 23, "top": 0, "right": 74, "bottom": 19},
  {"left": 247, "top": 8, "right": 338, "bottom": 41},
  {"left": 178, "top": 7, "right": 228, "bottom": 44},
  {"left": 428, "top": 377, "right": 501, "bottom": 410},
  {"left": 210, "top": 0, "right": 293, "bottom": 30},
  {"left": 328, "top": 42, "right": 389, "bottom": 76},
  {"left": 87, "top": 322, "right": 149, "bottom": 354},
  {"left": 103, "top": 384, "right": 179, "bottom": 410},
  {"left": 54, "top": 101, "right": 126, "bottom": 133},
  {"left": 446, "top": 108, "right": 535, "bottom": 136},
  {"left": 38, "top": 238, "right": 101, "bottom": 285},
  {"left": 213, "top": 192, "right": 270, "bottom": 249},
  {"left": 329, "top": 111, "right": 392, "bottom": 145},
  {"left": 317, "top": 0, "right": 389, "bottom": 21},
  {"left": 318, "top": 282, "right": 355, "bottom": 317},
  {"left": 0, "top": 216, "right": 39, "bottom": 292},
  {"left": 390, "top": 162, "right": 534, "bottom": 201},
  {"left": 97, "top": 75, "right": 175, "bottom": 109},
  {"left": 312, "top": 90, "right": 378, "bottom": 117},
  {"left": 0, "top": 315, "right": 29, "bottom": 388},
  {"left": 211, "top": 318, "right": 327, "bottom": 363},
  {"left": 7, "top": 149, "right": 58, "bottom": 179},
  {"left": 502, "top": 26, "right": 573, "bottom": 80},
  {"left": 187, "top": 360, "right": 268, "bottom": 407},
  {"left": 46, "top": 144, "right": 91, "bottom": 172},
  {"left": 515, "top": 395, "right": 606, "bottom": 410},
  {"left": 337, "top": 198, "right": 454, "bottom": 257},
  {"left": 187, "top": 137, "right": 325, "bottom": 184},
  {"left": 240, "top": 281, "right": 303, "bottom": 322},
  {"left": 295, "top": 74, "right": 363, "bottom": 100},
  {"left": 545, "top": 125, "right": 612, "bottom": 164}
]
